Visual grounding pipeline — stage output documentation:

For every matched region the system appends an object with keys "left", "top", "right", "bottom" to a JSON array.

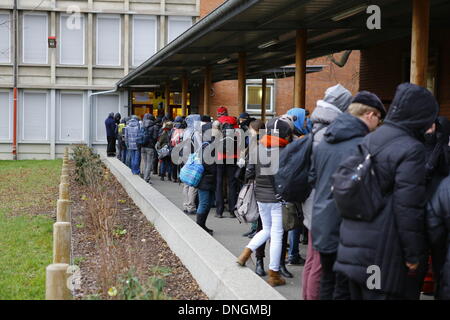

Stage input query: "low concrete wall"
[{"left": 102, "top": 156, "right": 286, "bottom": 300}]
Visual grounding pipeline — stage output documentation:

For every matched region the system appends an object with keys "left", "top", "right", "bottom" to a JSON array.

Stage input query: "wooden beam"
[
  {"left": 181, "top": 73, "right": 188, "bottom": 116},
  {"left": 203, "top": 66, "right": 211, "bottom": 116},
  {"left": 410, "top": 0, "right": 430, "bottom": 87},
  {"left": 294, "top": 29, "right": 307, "bottom": 108},
  {"left": 238, "top": 52, "right": 247, "bottom": 115},
  {"left": 164, "top": 82, "right": 170, "bottom": 116},
  {"left": 261, "top": 76, "right": 267, "bottom": 123}
]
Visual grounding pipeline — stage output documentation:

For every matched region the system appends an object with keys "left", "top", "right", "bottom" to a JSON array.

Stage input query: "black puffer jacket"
[
  {"left": 426, "top": 175, "right": 450, "bottom": 300},
  {"left": 198, "top": 122, "right": 217, "bottom": 191},
  {"left": 311, "top": 112, "right": 370, "bottom": 254},
  {"left": 334, "top": 83, "right": 439, "bottom": 297}
]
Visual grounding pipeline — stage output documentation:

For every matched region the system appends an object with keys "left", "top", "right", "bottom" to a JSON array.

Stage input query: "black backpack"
[
  {"left": 220, "top": 122, "right": 238, "bottom": 156},
  {"left": 331, "top": 137, "right": 397, "bottom": 222},
  {"left": 273, "top": 133, "right": 315, "bottom": 203}
]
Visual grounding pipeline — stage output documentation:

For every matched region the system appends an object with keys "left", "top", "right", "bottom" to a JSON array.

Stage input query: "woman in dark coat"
[{"left": 334, "top": 83, "right": 439, "bottom": 299}]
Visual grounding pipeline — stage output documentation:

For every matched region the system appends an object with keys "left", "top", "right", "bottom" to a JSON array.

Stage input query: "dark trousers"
[
  {"left": 404, "top": 256, "right": 429, "bottom": 300},
  {"left": 160, "top": 157, "right": 173, "bottom": 177},
  {"left": 107, "top": 136, "right": 116, "bottom": 156},
  {"left": 255, "top": 215, "right": 288, "bottom": 264},
  {"left": 215, "top": 164, "right": 239, "bottom": 216},
  {"left": 349, "top": 280, "right": 398, "bottom": 300},
  {"left": 153, "top": 156, "right": 159, "bottom": 175},
  {"left": 319, "top": 252, "right": 350, "bottom": 300}
]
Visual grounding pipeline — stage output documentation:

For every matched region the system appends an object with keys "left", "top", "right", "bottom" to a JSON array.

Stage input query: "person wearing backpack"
[
  {"left": 334, "top": 83, "right": 438, "bottom": 300},
  {"left": 124, "top": 115, "right": 142, "bottom": 175},
  {"left": 215, "top": 106, "right": 240, "bottom": 218},
  {"left": 170, "top": 116, "right": 186, "bottom": 183},
  {"left": 140, "top": 113, "right": 158, "bottom": 184},
  {"left": 312, "top": 91, "right": 385, "bottom": 300},
  {"left": 117, "top": 117, "right": 127, "bottom": 163},
  {"left": 237, "top": 116, "right": 295, "bottom": 287},
  {"left": 157, "top": 121, "right": 174, "bottom": 181}
]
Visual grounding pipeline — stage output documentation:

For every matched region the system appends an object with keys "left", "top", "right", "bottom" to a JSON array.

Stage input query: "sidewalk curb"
[{"left": 102, "top": 156, "right": 286, "bottom": 300}]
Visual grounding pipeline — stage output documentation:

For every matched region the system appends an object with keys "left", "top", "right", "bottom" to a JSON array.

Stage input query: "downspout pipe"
[
  {"left": 12, "top": 0, "right": 18, "bottom": 160},
  {"left": 88, "top": 87, "right": 118, "bottom": 148}
]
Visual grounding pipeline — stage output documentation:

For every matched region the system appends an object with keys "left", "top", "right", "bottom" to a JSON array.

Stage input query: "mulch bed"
[{"left": 68, "top": 161, "right": 207, "bottom": 300}]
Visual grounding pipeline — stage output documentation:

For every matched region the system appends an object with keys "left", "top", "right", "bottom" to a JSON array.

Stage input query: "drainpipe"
[
  {"left": 12, "top": 0, "right": 18, "bottom": 160},
  {"left": 88, "top": 87, "right": 118, "bottom": 148}
]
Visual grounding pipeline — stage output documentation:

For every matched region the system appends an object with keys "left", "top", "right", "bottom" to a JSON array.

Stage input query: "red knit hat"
[{"left": 217, "top": 106, "right": 228, "bottom": 116}]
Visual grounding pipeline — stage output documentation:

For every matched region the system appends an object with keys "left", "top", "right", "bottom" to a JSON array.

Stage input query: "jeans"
[
  {"left": 160, "top": 157, "right": 173, "bottom": 177},
  {"left": 215, "top": 164, "right": 239, "bottom": 216},
  {"left": 125, "top": 148, "right": 132, "bottom": 168},
  {"left": 197, "top": 189, "right": 215, "bottom": 215},
  {"left": 141, "top": 147, "right": 155, "bottom": 182},
  {"left": 247, "top": 202, "right": 283, "bottom": 272},
  {"left": 129, "top": 149, "right": 141, "bottom": 175},
  {"left": 120, "top": 148, "right": 127, "bottom": 164},
  {"left": 288, "top": 227, "right": 301, "bottom": 260},
  {"left": 302, "top": 231, "right": 322, "bottom": 300},
  {"left": 319, "top": 252, "right": 350, "bottom": 300}
]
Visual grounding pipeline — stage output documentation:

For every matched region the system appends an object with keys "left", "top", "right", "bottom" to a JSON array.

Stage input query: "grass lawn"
[{"left": 0, "top": 160, "right": 62, "bottom": 300}]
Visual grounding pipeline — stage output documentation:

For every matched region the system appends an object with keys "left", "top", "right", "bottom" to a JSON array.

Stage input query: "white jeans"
[{"left": 247, "top": 202, "right": 283, "bottom": 271}]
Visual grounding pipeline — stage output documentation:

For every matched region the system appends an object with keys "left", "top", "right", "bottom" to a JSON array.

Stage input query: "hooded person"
[
  {"left": 238, "top": 112, "right": 256, "bottom": 132},
  {"left": 105, "top": 112, "right": 117, "bottom": 157},
  {"left": 287, "top": 108, "right": 309, "bottom": 136},
  {"left": 141, "top": 113, "right": 158, "bottom": 183},
  {"left": 311, "top": 90, "right": 385, "bottom": 300},
  {"left": 124, "top": 115, "right": 142, "bottom": 175},
  {"left": 181, "top": 114, "right": 202, "bottom": 215},
  {"left": 334, "top": 83, "right": 439, "bottom": 300},
  {"left": 117, "top": 117, "right": 128, "bottom": 162},
  {"left": 169, "top": 116, "right": 186, "bottom": 182},
  {"left": 301, "top": 83, "right": 353, "bottom": 300},
  {"left": 237, "top": 116, "right": 296, "bottom": 287},
  {"left": 157, "top": 121, "right": 174, "bottom": 181}
]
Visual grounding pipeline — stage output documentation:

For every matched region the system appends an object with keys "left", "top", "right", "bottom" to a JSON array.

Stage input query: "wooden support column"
[
  {"left": 410, "top": 0, "right": 430, "bottom": 87},
  {"left": 294, "top": 29, "right": 307, "bottom": 108},
  {"left": 238, "top": 52, "right": 247, "bottom": 114},
  {"left": 164, "top": 82, "right": 170, "bottom": 116},
  {"left": 181, "top": 73, "right": 188, "bottom": 116},
  {"left": 261, "top": 76, "right": 267, "bottom": 123},
  {"left": 203, "top": 66, "right": 211, "bottom": 116}
]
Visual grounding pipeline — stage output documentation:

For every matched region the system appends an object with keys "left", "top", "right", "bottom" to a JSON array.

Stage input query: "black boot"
[
  {"left": 196, "top": 214, "right": 213, "bottom": 235},
  {"left": 279, "top": 262, "right": 293, "bottom": 278},
  {"left": 255, "top": 258, "right": 266, "bottom": 277}
]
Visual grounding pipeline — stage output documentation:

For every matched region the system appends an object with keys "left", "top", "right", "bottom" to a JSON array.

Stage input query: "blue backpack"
[{"left": 179, "top": 153, "right": 204, "bottom": 187}]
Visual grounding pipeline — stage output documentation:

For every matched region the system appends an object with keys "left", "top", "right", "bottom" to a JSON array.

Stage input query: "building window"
[
  {"left": 0, "top": 13, "right": 11, "bottom": 63},
  {"left": 60, "top": 14, "right": 85, "bottom": 65},
  {"left": 23, "top": 13, "right": 48, "bottom": 64},
  {"left": 246, "top": 84, "right": 273, "bottom": 113},
  {"left": 96, "top": 15, "right": 121, "bottom": 66},
  {"left": 167, "top": 16, "right": 192, "bottom": 43},
  {"left": 95, "top": 94, "right": 119, "bottom": 142},
  {"left": 22, "top": 91, "right": 48, "bottom": 141},
  {"left": 132, "top": 15, "right": 157, "bottom": 67},
  {"left": 58, "top": 92, "right": 84, "bottom": 142},
  {"left": 0, "top": 90, "right": 11, "bottom": 140}
]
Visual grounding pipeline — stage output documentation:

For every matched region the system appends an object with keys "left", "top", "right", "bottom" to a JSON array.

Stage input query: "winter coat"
[
  {"left": 198, "top": 122, "right": 217, "bottom": 191},
  {"left": 311, "top": 112, "right": 370, "bottom": 254},
  {"left": 124, "top": 118, "right": 140, "bottom": 150},
  {"left": 302, "top": 100, "right": 343, "bottom": 230},
  {"left": 105, "top": 114, "right": 116, "bottom": 138},
  {"left": 426, "top": 175, "right": 450, "bottom": 300},
  {"left": 141, "top": 114, "right": 158, "bottom": 149},
  {"left": 334, "top": 83, "right": 439, "bottom": 297},
  {"left": 183, "top": 114, "right": 202, "bottom": 154}
]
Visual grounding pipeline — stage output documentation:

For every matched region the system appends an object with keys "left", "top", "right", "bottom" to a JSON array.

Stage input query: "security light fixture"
[
  {"left": 48, "top": 36, "right": 57, "bottom": 48},
  {"left": 257, "top": 39, "right": 279, "bottom": 49},
  {"left": 331, "top": 5, "right": 367, "bottom": 21}
]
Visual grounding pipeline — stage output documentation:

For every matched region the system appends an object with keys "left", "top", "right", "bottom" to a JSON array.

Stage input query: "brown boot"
[
  {"left": 267, "top": 269, "right": 286, "bottom": 287},
  {"left": 237, "top": 248, "right": 253, "bottom": 266}
]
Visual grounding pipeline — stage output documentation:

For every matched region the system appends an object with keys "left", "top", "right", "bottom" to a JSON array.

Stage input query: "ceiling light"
[
  {"left": 191, "top": 68, "right": 202, "bottom": 74},
  {"left": 331, "top": 5, "right": 367, "bottom": 21},
  {"left": 217, "top": 57, "right": 231, "bottom": 64},
  {"left": 257, "top": 39, "right": 279, "bottom": 49},
  {"left": 172, "top": 77, "right": 179, "bottom": 81}
]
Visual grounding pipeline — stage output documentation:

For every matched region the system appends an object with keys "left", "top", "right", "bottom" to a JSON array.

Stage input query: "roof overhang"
[{"left": 117, "top": 0, "right": 450, "bottom": 89}]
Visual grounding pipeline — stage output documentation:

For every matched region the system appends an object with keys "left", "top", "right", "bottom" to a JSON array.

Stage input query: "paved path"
[{"left": 147, "top": 174, "right": 306, "bottom": 300}]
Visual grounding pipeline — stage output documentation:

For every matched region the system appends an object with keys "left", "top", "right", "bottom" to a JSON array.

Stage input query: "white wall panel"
[
  {"left": 22, "top": 91, "right": 48, "bottom": 141},
  {"left": 59, "top": 92, "right": 84, "bottom": 142}
]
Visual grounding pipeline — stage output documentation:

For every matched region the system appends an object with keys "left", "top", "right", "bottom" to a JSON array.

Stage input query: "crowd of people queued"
[{"left": 105, "top": 81, "right": 450, "bottom": 300}]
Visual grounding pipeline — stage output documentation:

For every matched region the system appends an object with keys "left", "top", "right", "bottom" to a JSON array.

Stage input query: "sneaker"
[
  {"left": 187, "top": 210, "right": 197, "bottom": 215},
  {"left": 247, "top": 230, "right": 257, "bottom": 238},
  {"left": 214, "top": 213, "right": 223, "bottom": 218},
  {"left": 287, "top": 256, "right": 306, "bottom": 266},
  {"left": 242, "top": 229, "right": 256, "bottom": 237},
  {"left": 160, "top": 176, "right": 165, "bottom": 181}
]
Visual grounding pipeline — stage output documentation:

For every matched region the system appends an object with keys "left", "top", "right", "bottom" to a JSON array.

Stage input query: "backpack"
[
  {"left": 219, "top": 122, "right": 238, "bottom": 156},
  {"left": 171, "top": 128, "right": 184, "bottom": 147},
  {"left": 331, "top": 137, "right": 397, "bottom": 222},
  {"left": 235, "top": 181, "right": 259, "bottom": 224},
  {"left": 135, "top": 124, "right": 144, "bottom": 147},
  {"left": 273, "top": 133, "right": 315, "bottom": 203}
]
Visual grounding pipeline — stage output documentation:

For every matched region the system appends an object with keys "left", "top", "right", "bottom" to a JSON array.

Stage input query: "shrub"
[{"left": 72, "top": 145, "right": 104, "bottom": 186}]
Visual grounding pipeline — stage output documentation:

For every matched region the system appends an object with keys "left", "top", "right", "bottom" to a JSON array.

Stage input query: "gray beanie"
[{"left": 323, "top": 84, "right": 353, "bottom": 112}]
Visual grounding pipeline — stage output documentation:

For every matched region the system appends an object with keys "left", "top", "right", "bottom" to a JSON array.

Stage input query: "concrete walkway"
[{"left": 148, "top": 174, "right": 306, "bottom": 300}]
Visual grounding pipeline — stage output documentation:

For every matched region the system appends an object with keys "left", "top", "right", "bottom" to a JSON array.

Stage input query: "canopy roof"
[{"left": 117, "top": 0, "right": 450, "bottom": 89}]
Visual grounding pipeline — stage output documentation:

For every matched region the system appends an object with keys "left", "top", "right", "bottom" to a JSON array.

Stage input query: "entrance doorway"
[{"left": 131, "top": 90, "right": 191, "bottom": 119}]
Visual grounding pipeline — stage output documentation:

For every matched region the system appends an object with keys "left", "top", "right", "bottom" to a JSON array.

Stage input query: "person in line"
[
  {"left": 196, "top": 120, "right": 217, "bottom": 235},
  {"left": 237, "top": 116, "right": 296, "bottom": 287},
  {"left": 117, "top": 117, "right": 128, "bottom": 163},
  {"left": 215, "top": 106, "right": 240, "bottom": 218},
  {"left": 153, "top": 115, "right": 164, "bottom": 176},
  {"left": 105, "top": 112, "right": 117, "bottom": 157},
  {"left": 114, "top": 113, "right": 122, "bottom": 159},
  {"left": 124, "top": 115, "right": 142, "bottom": 175},
  {"left": 157, "top": 121, "right": 174, "bottom": 181},
  {"left": 169, "top": 116, "right": 186, "bottom": 183},
  {"left": 334, "top": 83, "right": 439, "bottom": 300},
  {"left": 141, "top": 113, "right": 158, "bottom": 184},
  {"left": 238, "top": 112, "right": 256, "bottom": 132},
  {"left": 301, "top": 84, "right": 353, "bottom": 300}
]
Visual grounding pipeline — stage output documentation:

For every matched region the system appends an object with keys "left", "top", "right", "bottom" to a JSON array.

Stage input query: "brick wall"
[{"left": 200, "top": 0, "right": 227, "bottom": 18}]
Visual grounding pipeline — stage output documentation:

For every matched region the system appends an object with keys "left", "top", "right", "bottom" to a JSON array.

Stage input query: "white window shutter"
[
  {"left": 60, "top": 14, "right": 85, "bottom": 65},
  {"left": 23, "top": 14, "right": 48, "bottom": 64},
  {"left": 96, "top": 95, "right": 119, "bottom": 142},
  {"left": 96, "top": 15, "right": 121, "bottom": 66},
  {"left": 132, "top": 15, "right": 157, "bottom": 67},
  {"left": 23, "top": 92, "right": 48, "bottom": 141},
  {"left": 0, "top": 92, "right": 10, "bottom": 139},
  {"left": 0, "top": 14, "right": 10, "bottom": 63},
  {"left": 60, "top": 92, "right": 84, "bottom": 141},
  {"left": 168, "top": 17, "right": 192, "bottom": 43}
]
